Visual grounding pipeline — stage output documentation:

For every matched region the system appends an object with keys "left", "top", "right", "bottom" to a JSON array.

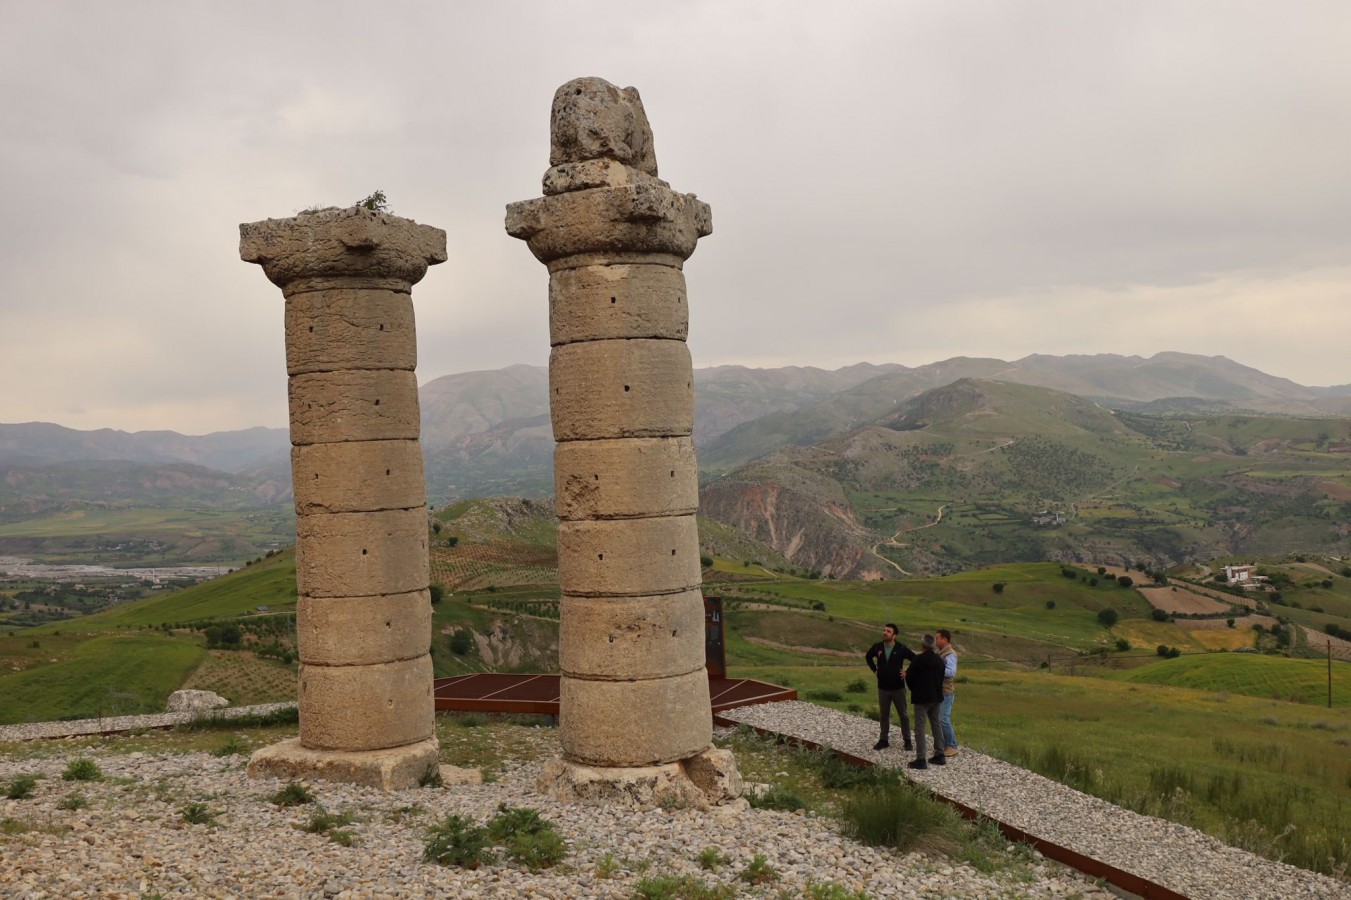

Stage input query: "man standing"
[
  {"left": 906, "top": 633, "right": 946, "bottom": 769},
  {"left": 936, "top": 628, "right": 959, "bottom": 756},
  {"left": 865, "top": 623, "right": 915, "bottom": 751}
]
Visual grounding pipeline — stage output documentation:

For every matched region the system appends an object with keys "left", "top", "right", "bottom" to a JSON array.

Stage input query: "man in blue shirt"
[{"left": 865, "top": 623, "right": 915, "bottom": 751}]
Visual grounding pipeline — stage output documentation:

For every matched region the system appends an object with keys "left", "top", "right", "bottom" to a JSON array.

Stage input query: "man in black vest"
[
  {"left": 907, "top": 633, "right": 947, "bottom": 769},
  {"left": 865, "top": 623, "right": 915, "bottom": 751}
]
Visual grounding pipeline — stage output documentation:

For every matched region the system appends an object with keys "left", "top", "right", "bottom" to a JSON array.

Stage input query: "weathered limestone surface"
[
  {"left": 294, "top": 507, "right": 430, "bottom": 598},
  {"left": 297, "top": 591, "right": 431, "bottom": 666},
  {"left": 558, "top": 590, "right": 704, "bottom": 679},
  {"left": 554, "top": 437, "right": 698, "bottom": 520},
  {"left": 240, "top": 207, "right": 444, "bottom": 789},
  {"left": 509, "top": 78, "right": 738, "bottom": 806},
  {"left": 556, "top": 515, "right": 702, "bottom": 596},
  {"left": 547, "top": 264, "right": 688, "bottom": 344},
  {"left": 548, "top": 340, "right": 694, "bottom": 440},
  {"left": 560, "top": 668, "right": 717, "bottom": 767},
  {"left": 292, "top": 440, "right": 426, "bottom": 515},
  {"left": 284, "top": 290, "right": 418, "bottom": 374},
  {"left": 247, "top": 737, "right": 440, "bottom": 791},
  {"left": 165, "top": 690, "right": 229, "bottom": 713},
  {"left": 298, "top": 655, "right": 435, "bottom": 752}
]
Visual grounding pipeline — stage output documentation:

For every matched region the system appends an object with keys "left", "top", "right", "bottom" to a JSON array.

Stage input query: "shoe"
[
  {"left": 944, "top": 747, "right": 959, "bottom": 757},
  {"left": 928, "top": 754, "right": 947, "bottom": 765},
  {"left": 907, "top": 759, "right": 928, "bottom": 770},
  {"left": 873, "top": 740, "right": 888, "bottom": 751}
]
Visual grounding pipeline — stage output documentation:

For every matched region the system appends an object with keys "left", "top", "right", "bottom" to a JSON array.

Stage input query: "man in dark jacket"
[
  {"left": 906, "top": 633, "right": 947, "bottom": 769},
  {"left": 865, "top": 623, "right": 915, "bottom": 751}
]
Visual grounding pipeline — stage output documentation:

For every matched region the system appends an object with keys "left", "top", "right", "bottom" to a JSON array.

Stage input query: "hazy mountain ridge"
[
  {"left": 1, "top": 352, "right": 1346, "bottom": 525},
  {"left": 700, "top": 378, "right": 1351, "bottom": 578}
]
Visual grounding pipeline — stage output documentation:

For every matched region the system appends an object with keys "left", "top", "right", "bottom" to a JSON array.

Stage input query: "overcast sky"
[{"left": 3, "top": 1, "right": 1350, "bottom": 435}]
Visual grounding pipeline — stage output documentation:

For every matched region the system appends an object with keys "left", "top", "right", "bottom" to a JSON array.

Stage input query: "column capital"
[
  {"left": 240, "top": 207, "right": 447, "bottom": 297},
  {"left": 506, "top": 181, "right": 711, "bottom": 264}
]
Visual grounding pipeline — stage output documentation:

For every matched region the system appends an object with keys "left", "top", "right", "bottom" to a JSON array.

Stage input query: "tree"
[
  {"left": 1097, "top": 608, "right": 1119, "bottom": 628},
  {"left": 1116, "top": 575, "right": 1133, "bottom": 588},
  {"left": 1151, "top": 608, "right": 1169, "bottom": 622},
  {"left": 992, "top": 582, "right": 1006, "bottom": 594},
  {"left": 429, "top": 584, "right": 446, "bottom": 605}
]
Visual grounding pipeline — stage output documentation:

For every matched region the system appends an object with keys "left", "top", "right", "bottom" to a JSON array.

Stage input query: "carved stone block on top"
[{"left": 549, "top": 77, "right": 657, "bottom": 175}]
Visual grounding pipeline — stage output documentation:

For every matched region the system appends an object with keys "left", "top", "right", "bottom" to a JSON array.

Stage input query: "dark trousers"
[
  {"left": 877, "top": 688, "right": 910, "bottom": 745},
  {"left": 913, "top": 700, "right": 945, "bottom": 760}
]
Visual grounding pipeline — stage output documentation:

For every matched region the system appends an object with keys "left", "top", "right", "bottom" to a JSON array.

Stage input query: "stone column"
[
  {"left": 507, "top": 78, "right": 740, "bottom": 807},
  {"left": 238, "top": 206, "right": 446, "bottom": 789}
]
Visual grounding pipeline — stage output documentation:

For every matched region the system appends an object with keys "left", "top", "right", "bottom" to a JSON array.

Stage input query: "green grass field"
[
  {"left": 26, "top": 550, "right": 299, "bottom": 634},
  {"left": 0, "top": 633, "right": 206, "bottom": 724}
]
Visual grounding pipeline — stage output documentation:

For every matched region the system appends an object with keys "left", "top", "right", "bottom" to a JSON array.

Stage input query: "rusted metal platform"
[{"left": 433, "top": 673, "right": 795, "bottom": 715}]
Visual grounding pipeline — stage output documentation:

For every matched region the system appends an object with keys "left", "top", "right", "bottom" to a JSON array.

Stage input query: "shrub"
[
  {"left": 270, "top": 782, "right": 315, "bottom": 807},
  {"left": 449, "top": 629, "right": 474, "bottom": 656},
  {"left": 810, "top": 600, "right": 827, "bottom": 611},
  {"left": 698, "top": 847, "right": 728, "bottom": 870},
  {"left": 1151, "top": 608, "right": 1169, "bottom": 622},
  {"left": 739, "top": 853, "right": 780, "bottom": 885},
  {"left": 57, "top": 793, "right": 87, "bottom": 811},
  {"left": 840, "top": 782, "right": 946, "bottom": 851},
  {"left": 699, "top": 555, "right": 714, "bottom": 568},
  {"left": 62, "top": 758, "right": 101, "bottom": 782},
  {"left": 212, "top": 736, "right": 246, "bottom": 757},
  {"left": 180, "top": 801, "right": 217, "bottom": 826},
  {"left": 1157, "top": 645, "right": 1170, "bottom": 657},
  {"left": 1097, "top": 608, "right": 1119, "bottom": 628},
  {"left": 5, "top": 774, "right": 39, "bottom": 800},
  {"left": 1167, "top": 647, "right": 1182, "bottom": 659},
  {"left": 845, "top": 678, "right": 868, "bottom": 694},
  {"left": 747, "top": 783, "right": 808, "bottom": 812},
  {"left": 1045, "top": 600, "right": 1056, "bottom": 610},
  {"left": 302, "top": 806, "right": 357, "bottom": 844},
  {"left": 815, "top": 753, "right": 899, "bottom": 790},
  {"left": 429, "top": 584, "right": 445, "bottom": 605},
  {"left": 1117, "top": 575, "right": 1133, "bottom": 588},
  {"left": 487, "top": 805, "right": 567, "bottom": 870},
  {"left": 1115, "top": 638, "right": 1131, "bottom": 652},
  {"left": 423, "top": 814, "right": 493, "bottom": 868},
  {"left": 1227, "top": 618, "right": 1236, "bottom": 628},
  {"left": 992, "top": 582, "right": 1005, "bottom": 594},
  {"left": 634, "top": 875, "right": 734, "bottom": 900},
  {"left": 806, "top": 689, "right": 843, "bottom": 702}
]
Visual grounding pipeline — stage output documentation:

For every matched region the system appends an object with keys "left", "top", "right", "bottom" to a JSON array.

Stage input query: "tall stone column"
[
  {"left": 507, "top": 78, "right": 740, "bottom": 806},
  {"left": 238, "top": 206, "right": 446, "bottom": 789}
]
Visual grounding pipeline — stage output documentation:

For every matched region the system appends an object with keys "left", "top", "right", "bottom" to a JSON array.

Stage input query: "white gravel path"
[
  {"left": 719, "top": 700, "right": 1347, "bottom": 900},
  {"left": 0, "top": 707, "right": 1116, "bottom": 899}
]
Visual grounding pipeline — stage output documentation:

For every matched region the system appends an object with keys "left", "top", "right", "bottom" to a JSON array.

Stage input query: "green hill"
[
  {"left": 701, "top": 379, "right": 1351, "bottom": 578},
  {"left": 1107, "top": 652, "right": 1351, "bottom": 707}
]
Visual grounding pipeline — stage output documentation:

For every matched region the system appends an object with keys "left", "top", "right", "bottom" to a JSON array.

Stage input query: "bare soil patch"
[{"left": 1138, "top": 585, "right": 1232, "bottom": 615}]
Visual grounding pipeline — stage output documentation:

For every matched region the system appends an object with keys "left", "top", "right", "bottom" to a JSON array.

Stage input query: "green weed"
[
  {"left": 4, "top": 774, "right": 39, "bottom": 800},
  {"left": 738, "top": 853, "right": 779, "bottom": 885},
  {"left": 422, "top": 814, "right": 493, "bottom": 869},
  {"left": 61, "top": 758, "right": 102, "bottom": 782},
  {"left": 269, "top": 781, "right": 314, "bottom": 807},
  {"left": 179, "top": 801, "right": 217, "bottom": 826}
]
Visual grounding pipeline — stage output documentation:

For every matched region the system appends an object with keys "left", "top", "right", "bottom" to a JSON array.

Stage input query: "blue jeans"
[{"left": 939, "top": 694, "right": 957, "bottom": 748}]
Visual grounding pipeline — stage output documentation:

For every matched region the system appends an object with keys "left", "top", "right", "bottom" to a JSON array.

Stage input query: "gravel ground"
[
  {"left": 720, "top": 701, "right": 1347, "bottom": 900},
  {"left": 0, "top": 709, "right": 1116, "bottom": 899}
]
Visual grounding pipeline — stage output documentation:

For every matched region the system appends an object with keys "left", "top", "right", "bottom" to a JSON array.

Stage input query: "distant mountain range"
[
  {"left": 2, "top": 351, "right": 1351, "bottom": 567},
  {"left": 2, "top": 352, "right": 1348, "bottom": 545}
]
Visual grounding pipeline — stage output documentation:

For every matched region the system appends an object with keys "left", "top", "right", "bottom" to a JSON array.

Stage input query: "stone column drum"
[
  {"left": 508, "top": 78, "right": 740, "bottom": 806},
  {"left": 239, "top": 207, "right": 445, "bottom": 789}
]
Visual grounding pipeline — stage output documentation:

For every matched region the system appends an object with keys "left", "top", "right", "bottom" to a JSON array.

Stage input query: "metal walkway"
[{"left": 432, "top": 673, "right": 796, "bottom": 715}]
